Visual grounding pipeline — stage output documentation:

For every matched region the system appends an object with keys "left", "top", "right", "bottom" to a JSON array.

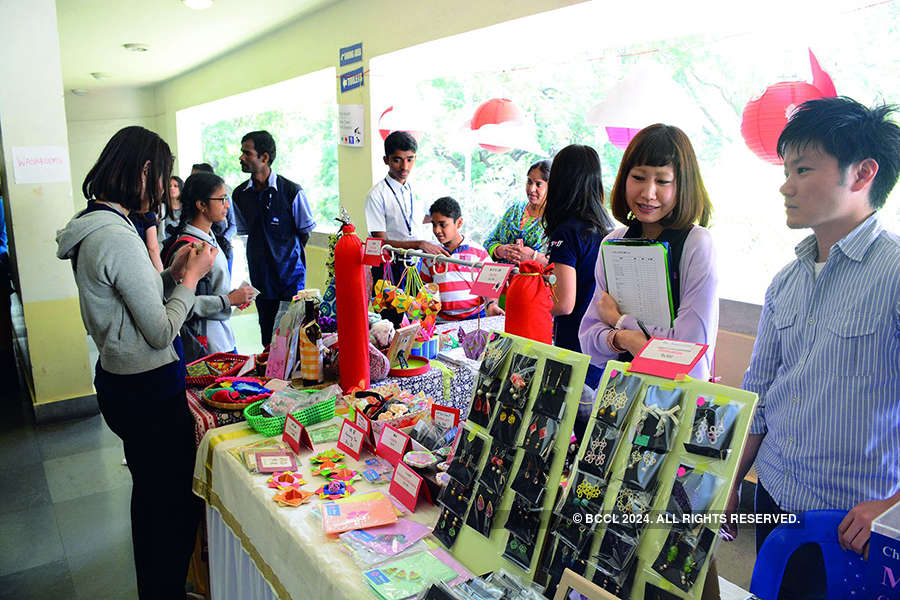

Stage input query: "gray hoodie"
[{"left": 56, "top": 206, "right": 196, "bottom": 375}]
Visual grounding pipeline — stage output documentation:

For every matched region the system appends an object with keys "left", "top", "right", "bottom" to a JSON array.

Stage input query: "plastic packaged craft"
[
  {"left": 465, "top": 483, "right": 500, "bottom": 538},
  {"left": 683, "top": 396, "right": 741, "bottom": 460},
  {"left": 633, "top": 386, "right": 684, "bottom": 452},
  {"left": 489, "top": 403, "right": 524, "bottom": 447},
  {"left": 502, "top": 534, "right": 536, "bottom": 570},
  {"left": 530, "top": 359, "right": 572, "bottom": 421},
  {"left": 623, "top": 447, "right": 666, "bottom": 493},
  {"left": 595, "top": 526, "right": 641, "bottom": 572},
  {"left": 665, "top": 464, "right": 725, "bottom": 527},
  {"left": 433, "top": 506, "right": 462, "bottom": 549},
  {"left": 510, "top": 451, "right": 553, "bottom": 505},
  {"left": 553, "top": 516, "right": 593, "bottom": 553},
  {"left": 543, "top": 538, "right": 588, "bottom": 597},
  {"left": 446, "top": 432, "right": 485, "bottom": 488},
  {"left": 503, "top": 495, "right": 543, "bottom": 545},
  {"left": 340, "top": 518, "right": 430, "bottom": 558},
  {"left": 261, "top": 386, "right": 338, "bottom": 418},
  {"left": 650, "top": 526, "right": 717, "bottom": 590},
  {"left": 478, "top": 443, "right": 514, "bottom": 494},
  {"left": 578, "top": 422, "right": 621, "bottom": 479},
  {"left": 591, "top": 556, "right": 638, "bottom": 599},
  {"left": 558, "top": 469, "right": 606, "bottom": 521},
  {"left": 498, "top": 353, "right": 538, "bottom": 410},
  {"left": 485, "top": 569, "right": 546, "bottom": 600},
  {"left": 595, "top": 370, "right": 643, "bottom": 429},
  {"left": 363, "top": 550, "right": 458, "bottom": 600},
  {"left": 521, "top": 413, "right": 558, "bottom": 460},
  {"left": 468, "top": 372, "right": 501, "bottom": 428},
  {"left": 438, "top": 479, "right": 472, "bottom": 517},
  {"left": 611, "top": 483, "right": 654, "bottom": 537}
]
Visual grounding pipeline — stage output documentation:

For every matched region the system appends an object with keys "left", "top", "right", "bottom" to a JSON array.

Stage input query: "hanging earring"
[{"left": 476, "top": 494, "right": 485, "bottom": 512}]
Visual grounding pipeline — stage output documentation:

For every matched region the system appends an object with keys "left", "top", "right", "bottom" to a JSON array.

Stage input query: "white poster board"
[
  {"left": 339, "top": 104, "right": 364, "bottom": 147},
  {"left": 12, "top": 146, "right": 70, "bottom": 184}
]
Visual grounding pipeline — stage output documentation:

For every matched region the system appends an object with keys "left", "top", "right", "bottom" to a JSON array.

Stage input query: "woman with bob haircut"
[
  {"left": 56, "top": 125, "right": 216, "bottom": 598},
  {"left": 579, "top": 123, "right": 718, "bottom": 380},
  {"left": 543, "top": 145, "right": 614, "bottom": 390}
]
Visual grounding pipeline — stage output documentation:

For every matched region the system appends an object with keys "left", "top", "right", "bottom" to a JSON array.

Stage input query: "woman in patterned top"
[{"left": 484, "top": 159, "right": 551, "bottom": 265}]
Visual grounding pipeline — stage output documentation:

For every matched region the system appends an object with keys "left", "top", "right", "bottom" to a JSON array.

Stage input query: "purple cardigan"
[{"left": 578, "top": 225, "right": 719, "bottom": 380}]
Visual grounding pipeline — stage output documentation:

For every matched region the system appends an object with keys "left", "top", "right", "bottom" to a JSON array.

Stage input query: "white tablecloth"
[{"left": 193, "top": 421, "right": 441, "bottom": 600}]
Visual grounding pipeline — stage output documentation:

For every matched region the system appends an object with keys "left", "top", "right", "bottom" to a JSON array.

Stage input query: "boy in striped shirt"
[{"left": 420, "top": 197, "right": 505, "bottom": 322}]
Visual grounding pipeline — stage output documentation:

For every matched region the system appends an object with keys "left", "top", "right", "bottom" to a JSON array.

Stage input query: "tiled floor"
[{"left": 0, "top": 312, "right": 760, "bottom": 598}]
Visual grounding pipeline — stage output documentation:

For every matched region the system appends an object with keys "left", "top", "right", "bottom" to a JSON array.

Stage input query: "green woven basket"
[{"left": 243, "top": 393, "right": 336, "bottom": 437}]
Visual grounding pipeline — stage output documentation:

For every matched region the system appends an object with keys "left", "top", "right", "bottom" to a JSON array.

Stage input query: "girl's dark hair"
[
  {"left": 610, "top": 124, "right": 711, "bottom": 228},
  {"left": 528, "top": 159, "right": 551, "bottom": 181},
  {"left": 179, "top": 172, "right": 226, "bottom": 228},
  {"left": 82, "top": 126, "right": 173, "bottom": 213},
  {"left": 543, "top": 145, "right": 614, "bottom": 238}
]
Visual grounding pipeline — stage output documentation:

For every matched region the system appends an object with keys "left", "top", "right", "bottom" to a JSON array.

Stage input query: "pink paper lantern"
[
  {"left": 470, "top": 98, "right": 525, "bottom": 153},
  {"left": 605, "top": 127, "right": 642, "bottom": 150},
  {"left": 741, "top": 81, "right": 824, "bottom": 165}
]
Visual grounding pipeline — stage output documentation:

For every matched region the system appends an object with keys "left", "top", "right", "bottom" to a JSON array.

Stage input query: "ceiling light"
[
  {"left": 70, "top": 89, "right": 88, "bottom": 96},
  {"left": 182, "top": 0, "right": 214, "bottom": 9},
  {"left": 90, "top": 72, "right": 111, "bottom": 80},
  {"left": 122, "top": 43, "right": 149, "bottom": 52}
]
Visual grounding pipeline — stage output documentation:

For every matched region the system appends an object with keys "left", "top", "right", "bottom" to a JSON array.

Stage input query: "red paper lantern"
[
  {"left": 377, "top": 106, "right": 423, "bottom": 142},
  {"left": 334, "top": 222, "right": 370, "bottom": 391},
  {"left": 470, "top": 98, "right": 525, "bottom": 153}
]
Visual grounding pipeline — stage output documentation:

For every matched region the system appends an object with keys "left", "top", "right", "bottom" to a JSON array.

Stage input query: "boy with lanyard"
[
  {"left": 365, "top": 131, "right": 447, "bottom": 324},
  {"left": 419, "top": 197, "right": 504, "bottom": 321}
]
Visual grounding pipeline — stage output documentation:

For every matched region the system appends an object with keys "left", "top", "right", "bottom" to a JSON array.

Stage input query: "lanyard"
[{"left": 385, "top": 177, "right": 413, "bottom": 236}]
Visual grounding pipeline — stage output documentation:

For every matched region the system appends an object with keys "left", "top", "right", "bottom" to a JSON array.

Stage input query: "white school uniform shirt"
[{"left": 364, "top": 176, "right": 427, "bottom": 241}]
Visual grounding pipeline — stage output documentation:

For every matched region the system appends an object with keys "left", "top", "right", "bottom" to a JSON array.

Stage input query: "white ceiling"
[{"left": 56, "top": 0, "right": 338, "bottom": 90}]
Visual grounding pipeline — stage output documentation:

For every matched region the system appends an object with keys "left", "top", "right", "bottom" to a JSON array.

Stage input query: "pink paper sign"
[
  {"left": 629, "top": 337, "right": 708, "bottom": 380},
  {"left": 282, "top": 414, "right": 315, "bottom": 454},
  {"left": 337, "top": 419, "right": 367, "bottom": 461},
  {"left": 389, "top": 461, "right": 427, "bottom": 512},
  {"left": 470, "top": 263, "right": 514, "bottom": 299},
  {"left": 431, "top": 404, "right": 460, "bottom": 429},
  {"left": 376, "top": 424, "right": 411, "bottom": 466},
  {"left": 363, "top": 237, "right": 384, "bottom": 267}
]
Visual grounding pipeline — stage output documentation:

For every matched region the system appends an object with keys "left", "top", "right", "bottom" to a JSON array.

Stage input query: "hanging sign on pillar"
[{"left": 339, "top": 104, "right": 364, "bottom": 147}]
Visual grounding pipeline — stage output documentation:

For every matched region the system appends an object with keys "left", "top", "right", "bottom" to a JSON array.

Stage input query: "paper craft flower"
[
  {"left": 311, "top": 449, "right": 345, "bottom": 464},
  {"left": 266, "top": 471, "right": 306, "bottom": 490},
  {"left": 272, "top": 488, "right": 314, "bottom": 507},
  {"left": 458, "top": 327, "right": 489, "bottom": 360},
  {"left": 311, "top": 460, "right": 346, "bottom": 477},
  {"left": 316, "top": 480, "right": 355, "bottom": 499},
  {"left": 327, "top": 468, "right": 359, "bottom": 482}
]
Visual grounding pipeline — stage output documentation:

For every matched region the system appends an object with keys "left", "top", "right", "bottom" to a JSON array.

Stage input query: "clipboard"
[{"left": 600, "top": 239, "right": 675, "bottom": 329}]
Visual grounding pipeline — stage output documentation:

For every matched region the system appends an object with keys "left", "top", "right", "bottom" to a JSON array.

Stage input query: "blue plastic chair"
[{"left": 750, "top": 510, "right": 869, "bottom": 600}]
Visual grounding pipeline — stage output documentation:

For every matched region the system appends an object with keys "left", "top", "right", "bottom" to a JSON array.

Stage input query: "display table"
[{"left": 192, "top": 421, "right": 441, "bottom": 600}]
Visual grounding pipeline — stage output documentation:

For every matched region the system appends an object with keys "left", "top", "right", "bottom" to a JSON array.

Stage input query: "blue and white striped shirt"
[{"left": 743, "top": 213, "right": 900, "bottom": 512}]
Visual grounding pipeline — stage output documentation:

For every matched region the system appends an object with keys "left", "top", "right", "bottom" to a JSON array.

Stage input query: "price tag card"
[
  {"left": 376, "top": 425, "right": 411, "bottom": 466},
  {"left": 282, "top": 414, "right": 315, "bottom": 454},
  {"left": 255, "top": 451, "right": 297, "bottom": 473},
  {"left": 629, "top": 337, "right": 708, "bottom": 380},
  {"left": 389, "top": 461, "right": 429, "bottom": 512},
  {"left": 353, "top": 407, "right": 377, "bottom": 449},
  {"left": 431, "top": 404, "right": 460, "bottom": 429},
  {"left": 363, "top": 237, "right": 385, "bottom": 266},
  {"left": 337, "top": 419, "right": 367, "bottom": 461},
  {"left": 470, "top": 263, "right": 514, "bottom": 299}
]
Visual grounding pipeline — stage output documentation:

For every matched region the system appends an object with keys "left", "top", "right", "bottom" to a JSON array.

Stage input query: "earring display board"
[
  {"left": 545, "top": 360, "right": 758, "bottom": 599},
  {"left": 433, "top": 331, "right": 590, "bottom": 580}
]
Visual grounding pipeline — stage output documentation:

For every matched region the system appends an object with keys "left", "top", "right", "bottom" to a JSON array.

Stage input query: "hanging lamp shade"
[
  {"left": 377, "top": 106, "right": 424, "bottom": 142},
  {"left": 470, "top": 98, "right": 526, "bottom": 153},
  {"left": 740, "top": 81, "right": 824, "bottom": 165}
]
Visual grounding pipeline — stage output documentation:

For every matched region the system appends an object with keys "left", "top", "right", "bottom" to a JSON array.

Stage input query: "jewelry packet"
[
  {"left": 558, "top": 469, "right": 607, "bottom": 521},
  {"left": 521, "top": 413, "right": 558, "bottom": 460},
  {"left": 511, "top": 451, "right": 553, "bottom": 505},
  {"left": 651, "top": 526, "right": 717, "bottom": 591},
  {"left": 595, "top": 370, "right": 643, "bottom": 429},
  {"left": 433, "top": 506, "right": 462, "bottom": 549},
  {"left": 665, "top": 464, "right": 725, "bottom": 528},
  {"left": 468, "top": 372, "right": 500, "bottom": 428},
  {"left": 578, "top": 422, "right": 620, "bottom": 479},
  {"left": 465, "top": 483, "right": 501, "bottom": 538},
  {"left": 446, "top": 430, "right": 486, "bottom": 487},
  {"left": 438, "top": 479, "right": 472, "bottom": 518},
  {"left": 503, "top": 495, "right": 543, "bottom": 545},
  {"left": 498, "top": 353, "right": 538, "bottom": 410},
  {"left": 591, "top": 556, "right": 638, "bottom": 599},
  {"left": 633, "top": 386, "right": 684, "bottom": 453},
  {"left": 489, "top": 403, "right": 525, "bottom": 447},
  {"left": 683, "top": 397, "right": 740, "bottom": 460},
  {"left": 502, "top": 533, "right": 537, "bottom": 570},
  {"left": 531, "top": 359, "right": 572, "bottom": 420},
  {"left": 553, "top": 516, "right": 594, "bottom": 553},
  {"left": 611, "top": 482, "right": 654, "bottom": 537},
  {"left": 543, "top": 538, "right": 588, "bottom": 597},
  {"left": 623, "top": 447, "right": 666, "bottom": 493},
  {"left": 478, "top": 443, "right": 514, "bottom": 494},
  {"left": 480, "top": 334, "right": 513, "bottom": 378},
  {"left": 594, "top": 525, "right": 640, "bottom": 572}
]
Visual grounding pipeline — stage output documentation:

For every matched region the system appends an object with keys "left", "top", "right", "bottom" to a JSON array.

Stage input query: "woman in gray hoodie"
[{"left": 56, "top": 126, "right": 215, "bottom": 599}]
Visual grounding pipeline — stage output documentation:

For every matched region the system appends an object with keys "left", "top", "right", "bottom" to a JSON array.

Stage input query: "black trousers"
[
  {"left": 96, "top": 375, "right": 201, "bottom": 599},
  {"left": 755, "top": 480, "right": 827, "bottom": 600},
  {"left": 256, "top": 298, "right": 281, "bottom": 348}
]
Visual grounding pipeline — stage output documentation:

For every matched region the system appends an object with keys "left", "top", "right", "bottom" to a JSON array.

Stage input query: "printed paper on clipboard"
[{"left": 601, "top": 240, "right": 675, "bottom": 329}]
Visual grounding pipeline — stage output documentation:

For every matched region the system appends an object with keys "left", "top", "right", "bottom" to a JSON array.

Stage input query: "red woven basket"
[{"left": 185, "top": 352, "right": 249, "bottom": 387}]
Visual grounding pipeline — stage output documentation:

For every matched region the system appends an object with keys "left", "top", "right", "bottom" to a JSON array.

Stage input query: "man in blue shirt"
[
  {"left": 232, "top": 130, "right": 316, "bottom": 346},
  {"left": 725, "top": 97, "right": 900, "bottom": 598}
]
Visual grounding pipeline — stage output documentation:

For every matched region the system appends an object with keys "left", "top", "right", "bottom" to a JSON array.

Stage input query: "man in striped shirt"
[
  {"left": 420, "top": 197, "right": 505, "bottom": 321},
  {"left": 726, "top": 97, "right": 900, "bottom": 597}
]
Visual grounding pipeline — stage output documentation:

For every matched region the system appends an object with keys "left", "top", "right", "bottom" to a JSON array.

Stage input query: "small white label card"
[
  {"left": 337, "top": 418, "right": 366, "bottom": 460},
  {"left": 389, "top": 461, "right": 426, "bottom": 512},
  {"left": 431, "top": 404, "right": 460, "bottom": 429},
  {"left": 282, "top": 414, "right": 314, "bottom": 454},
  {"left": 470, "top": 263, "right": 514, "bottom": 299},
  {"left": 376, "top": 425, "right": 411, "bottom": 466},
  {"left": 255, "top": 451, "right": 297, "bottom": 473}
]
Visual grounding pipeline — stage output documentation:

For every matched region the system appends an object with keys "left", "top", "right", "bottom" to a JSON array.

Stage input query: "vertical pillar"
[{"left": 0, "top": 0, "right": 95, "bottom": 419}]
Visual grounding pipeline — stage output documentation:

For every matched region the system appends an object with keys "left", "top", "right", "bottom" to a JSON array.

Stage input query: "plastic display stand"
[
  {"left": 560, "top": 360, "right": 758, "bottom": 600},
  {"left": 445, "top": 332, "right": 590, "bottom": 580}
]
